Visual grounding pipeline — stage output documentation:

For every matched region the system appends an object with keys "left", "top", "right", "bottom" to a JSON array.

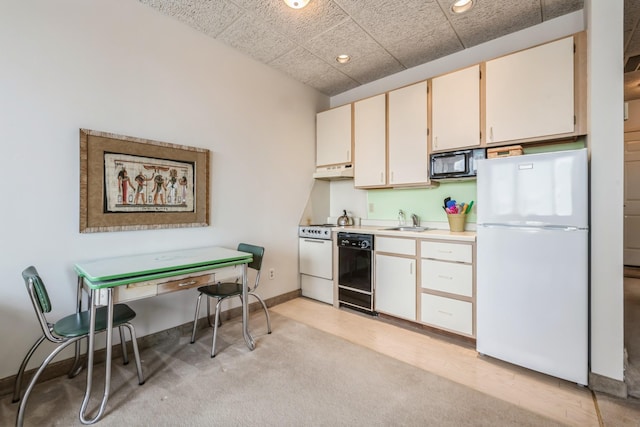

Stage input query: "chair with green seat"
[
  {"left": 13, "top": 266, "right": 145, "bottom": 426},
  {"left": 190, "top": 243, "right": 270, "bottom": 357}
]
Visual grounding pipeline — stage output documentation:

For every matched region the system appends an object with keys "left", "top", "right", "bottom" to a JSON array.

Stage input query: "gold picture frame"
[{"left": 80, "top": 128, "right": 210, "bottom": 233}]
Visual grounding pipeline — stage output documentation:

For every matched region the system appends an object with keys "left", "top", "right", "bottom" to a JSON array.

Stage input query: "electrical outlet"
[
  {"left": 268, "top": 268, "right": 275, "bottom": 280},
  {"left": 369, "top": 203, "right": 375, "bottom": 212}
]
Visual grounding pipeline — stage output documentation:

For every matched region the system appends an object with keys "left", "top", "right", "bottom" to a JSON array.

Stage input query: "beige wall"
[{"left": 0, "top": 0, "right": 326, "bottom": 379}]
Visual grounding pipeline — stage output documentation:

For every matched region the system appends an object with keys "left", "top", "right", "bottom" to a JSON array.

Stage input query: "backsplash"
[{"left": 367, "top": 181, "right": 477, "bottom": 223}]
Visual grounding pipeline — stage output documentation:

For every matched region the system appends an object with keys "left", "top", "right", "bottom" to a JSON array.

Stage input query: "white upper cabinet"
[
  {"left": 316, "top": 104, "right": 352, "bottom": 167},
  {"left": 485, "top": 36, "right": 575, "bottom": 144},
  {"left": 354, "top": 94, "right": 386, "bottom": 188},
  {"left": 431, "top": 65, "right": 481, "bottom": 151},
  {"left": 388, "top": 81, "right": 429, "bottom": 186}
]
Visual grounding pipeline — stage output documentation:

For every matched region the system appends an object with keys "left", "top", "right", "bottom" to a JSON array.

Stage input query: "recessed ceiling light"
[
  {"left": 336, "top": 54, "right": 351, "bottom": 64},
  {"left": 283, "top": 0, "right": 310, "bottom": 9},
  {"left": 451, "top": 0, "right": 474, "bottom": 14}
]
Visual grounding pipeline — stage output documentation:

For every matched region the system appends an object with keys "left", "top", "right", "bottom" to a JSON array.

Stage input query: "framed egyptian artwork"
[{"left": 79, "top": 128, "right": 210, "bottom": 233}]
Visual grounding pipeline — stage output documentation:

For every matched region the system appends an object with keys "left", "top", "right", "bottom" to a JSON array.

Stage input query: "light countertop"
[{"left": 329, "top": 225, "right": 476, "bottom": 242}]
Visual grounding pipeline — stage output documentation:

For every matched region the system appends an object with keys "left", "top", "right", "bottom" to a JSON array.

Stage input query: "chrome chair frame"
[
  {"left": 13, "top": 266, "right": 144, "bottom": 426},
  {"left": 190, "top": 243, "right": 270, "bottom": 357}
]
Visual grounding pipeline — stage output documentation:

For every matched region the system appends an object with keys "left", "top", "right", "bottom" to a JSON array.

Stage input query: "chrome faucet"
[
  {"left": 398, "top": 210, "right": 406, "bottom": 226},
  {"left": 411, "top": 214, "right": 419, "bottom": 227}
]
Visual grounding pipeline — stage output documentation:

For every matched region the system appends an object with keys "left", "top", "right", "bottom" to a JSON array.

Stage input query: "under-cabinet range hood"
[{"left": 313, "top": 164, "right": 354, "bottom": 180}]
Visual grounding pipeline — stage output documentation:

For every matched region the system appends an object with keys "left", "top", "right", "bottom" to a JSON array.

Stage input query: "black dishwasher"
[{"left": 337, "top": 232, "right": 375, "bottom": 314}]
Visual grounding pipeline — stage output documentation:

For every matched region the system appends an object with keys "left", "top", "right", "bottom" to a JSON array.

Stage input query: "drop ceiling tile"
[
  {"left": 387, "top": 21, "right": 463, "bottom": 69},
  {"left": 230, "top": 0, "right": 349, "bottom": 44},
  {"left": 312, "top": 71, "right": 362, "bottom": 96},
  {"left": 137, "top": 0, "right": 595, "bottom": 97},
  {"left": 541, "top": 0, "right": 583, "bottom": 20},
  {"left": 303, "top": 18, "right": 383, "bottom": 63},
  {"left": 334, "top": 0, "right": 450, "bottom": 46},
  {"left": 269, "top": 46, "right": 359, "bottom": 95},
  {"left": 140, "top": 0, "right": 244, "bottom": 38},
  {"left": 338, "top": 49, "right": 406, "bottom": 84},
  {"left": 217, "top": 13, "right": 298, "bottom": 63},
  {"left": 441, "top": 0, "right": 540, "bottom": 48}
]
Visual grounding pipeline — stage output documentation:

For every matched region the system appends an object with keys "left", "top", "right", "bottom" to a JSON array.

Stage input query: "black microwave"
[{"left": 429, "top": 148, "right": 486, "bottom": 180}]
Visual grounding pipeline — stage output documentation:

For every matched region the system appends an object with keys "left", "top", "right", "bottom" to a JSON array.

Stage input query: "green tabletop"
[{"left": 75, "top": 246, "right": 253, "bottom": 289}]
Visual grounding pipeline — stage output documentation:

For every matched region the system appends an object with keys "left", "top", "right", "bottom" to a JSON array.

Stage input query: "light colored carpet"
[{"left": 1, "top": 312, "right": 563, "bottom": 426}]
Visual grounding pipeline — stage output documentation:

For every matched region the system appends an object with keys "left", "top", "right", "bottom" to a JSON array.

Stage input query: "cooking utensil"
[{"left": 465, "top": 200, "right": 474, "bottom": 214}]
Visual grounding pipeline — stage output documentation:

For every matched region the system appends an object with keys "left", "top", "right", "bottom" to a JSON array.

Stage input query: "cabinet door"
[
  {"left": 316, "top": 104, "right": 352, "bottom": 167},
  {"left": 388, "top": 82, "right": 429, "bottom": 185},
  {"left": 431, "top": 65, "right": 480, "bottom": 151},
  {"left": 486, "top": 36, "right": 574, "bottom": 144},
  {"left": 375, "top": 254, "right": 416, "bottom": 320},
  {"left": 354, "top": 94, "right": 387, "bottom": 187}
]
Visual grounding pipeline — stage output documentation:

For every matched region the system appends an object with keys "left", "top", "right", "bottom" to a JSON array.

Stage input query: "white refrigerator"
[{"left": 476, "top": 148, "right": 588, "bottom": 385}]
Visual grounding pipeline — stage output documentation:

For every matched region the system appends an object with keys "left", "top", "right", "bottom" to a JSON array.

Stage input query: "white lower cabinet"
[
  {"left": 373, "top": 235, "right": 475, "bottom": 337},
  {"left": 421, "top": 259, "right": 472, "bottom": 297},
  {"left": 421, "top": 294, "right": 472, "bottom": 336},
  {"left": 419, "top": 240, "right": 476, "bottom": 337},
  {"left": 374, "top": 237, "right": 416, "bottom": 320}
]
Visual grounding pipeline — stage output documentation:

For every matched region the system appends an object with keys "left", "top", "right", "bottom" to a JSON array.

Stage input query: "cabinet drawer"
[
  {"left": 86, "top": 278, "right": 158, "bottom": 304},
  {"left": 421, "top": 293, "right": 472, "bottom": 336},
  {"left": 116, "top": 280, "right": 158, "bottom": 302},
  {"left": 421, "top": 259, "right": 472, "bottom": 297},
  {"left": 157, "top": 273, "right": 216, "bottom": 294},
  {"left": 376, "top": 237, "right": 416, "bottom": 256},
  {"left": 213, "top": 265, "right": 241, "bottom": 283},
  {"left": 421, "top": 241, "right": 471, "bottom": 263}
]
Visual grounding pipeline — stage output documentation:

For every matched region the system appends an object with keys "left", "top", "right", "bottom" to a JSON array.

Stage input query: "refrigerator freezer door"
[
  {"left": 476, "top": 225, "right": 588, "bottom": 385},
  {"left": 477, "top": 149, "right": 588, "bottom": 228}
]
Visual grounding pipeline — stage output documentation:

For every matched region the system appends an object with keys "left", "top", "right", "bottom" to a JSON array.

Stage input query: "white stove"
[{"left": 298, "top": 224, "right": 335, "bottom": 305}]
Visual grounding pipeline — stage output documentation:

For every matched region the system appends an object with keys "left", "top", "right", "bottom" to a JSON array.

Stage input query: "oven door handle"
[{"left": 302, "top": 239, "right": 328, "bottom": 243}]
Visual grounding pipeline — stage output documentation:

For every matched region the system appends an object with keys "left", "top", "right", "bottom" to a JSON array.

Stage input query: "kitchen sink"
[{"left": 383, "top": 226, "right": 430, "bottom": 232}]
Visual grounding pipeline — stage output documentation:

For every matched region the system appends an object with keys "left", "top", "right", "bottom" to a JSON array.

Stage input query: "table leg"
[
  {"left": 69, "top": 276, "right": 85, "bottom": 378},
  {"left": 242, "top": 263, "right": 255, "bottom": 350},
  {"left": 79, "top": 288, "right": 113, "bottom": 425}
]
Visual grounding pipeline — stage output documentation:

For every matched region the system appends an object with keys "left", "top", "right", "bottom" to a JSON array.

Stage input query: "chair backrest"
[
  {"left": 237, "top": 243, "right": 264, "bottom": 272},
  {"left": 22, "top": 266, "right": 51, "bottom": 314},
  {"left": 22, "top": 266, "right": 61, "bottom": 342},
  {"left": 237, "top": 243, "right": 265, "bottom": 291}
]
